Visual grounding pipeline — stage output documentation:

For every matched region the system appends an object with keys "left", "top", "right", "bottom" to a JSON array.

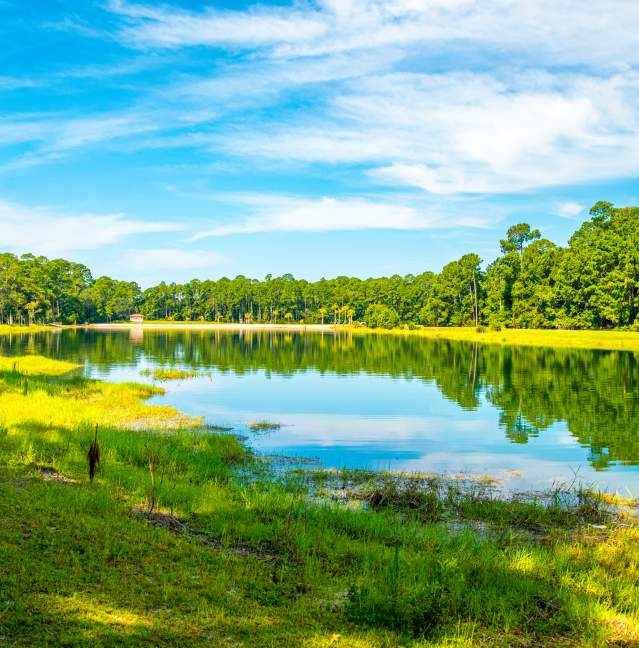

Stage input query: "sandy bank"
[{"left": 87, "top": 322, "right": 335, "bottom": 332}]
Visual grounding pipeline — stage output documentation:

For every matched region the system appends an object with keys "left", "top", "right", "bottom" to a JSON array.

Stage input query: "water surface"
[{"left": 2, "top": 328, "right": 638, "bottom": 493}]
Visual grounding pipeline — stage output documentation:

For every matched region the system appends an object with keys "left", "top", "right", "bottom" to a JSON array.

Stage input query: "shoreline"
[
  {"left": 5, "top": 321, "right": 639, "bottom": 352},
  {"left": 87, "top": 322, "right": 335, "bottom": 332}
]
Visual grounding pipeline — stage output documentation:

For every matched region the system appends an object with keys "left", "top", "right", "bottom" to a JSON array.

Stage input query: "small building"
[{"left": 130, "top": 313, "right": 144, "bottom": 324}]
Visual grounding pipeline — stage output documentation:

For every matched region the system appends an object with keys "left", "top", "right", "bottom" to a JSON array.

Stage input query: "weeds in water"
[
  {"left": 249, "top": 420, "right": 282, "bottom": 432},
  {"left": 140, "top": 368, "right": 204, "bottom": 381}
]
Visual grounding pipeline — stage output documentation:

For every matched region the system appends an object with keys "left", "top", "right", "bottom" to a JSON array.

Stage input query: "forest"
[{"left": 2, "top": 200, "right": 638, "bottom": 329}]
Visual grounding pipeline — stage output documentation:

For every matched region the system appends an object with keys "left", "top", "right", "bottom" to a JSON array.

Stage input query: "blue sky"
[{"left": 1, "top": 0, "right": 638, "bottom": 286}]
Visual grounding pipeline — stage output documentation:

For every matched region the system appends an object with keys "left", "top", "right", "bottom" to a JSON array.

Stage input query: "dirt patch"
[{"left": 37, "top": 467, "right": 77, "bottom": 485}]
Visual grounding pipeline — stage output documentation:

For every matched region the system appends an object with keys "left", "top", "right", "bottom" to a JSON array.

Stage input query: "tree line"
[{"left": 1, "top": 201, "right": 638, "bottom": 329}]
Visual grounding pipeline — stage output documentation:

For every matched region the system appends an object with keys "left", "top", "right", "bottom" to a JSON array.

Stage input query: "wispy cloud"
[
  {"left": 0, "top": 199, "right": 181, "bottom": 255},
  {"left": 192, "top": 194, "right": 493, "bottom": 238},
  {"left": 220, "top": 70, "right": 639, "bottom": 194},
  {"left": 108, "top": 0, "right": 639, "bottom": 68},
  {"left": 0, "top": 76, "right": 40, "bottom": 91},
  {"left": 556, "top": 202, "right": 585, "bottom": 219},
  {"left": 109, "top": 0, "right": 327, "bottom": 49},
  {"left": 122, "top": 248, "right": 225, "bottom": 270},
  {"left": 3, "top": 0, "right": 639, "bottom": 209}
]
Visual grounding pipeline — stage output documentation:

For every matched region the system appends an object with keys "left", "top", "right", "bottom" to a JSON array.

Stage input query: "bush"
[{"left": 364, "top": 304, "right": 400, "bottom": 329}]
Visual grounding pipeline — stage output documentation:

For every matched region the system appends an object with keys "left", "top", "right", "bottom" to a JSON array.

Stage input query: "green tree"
[
  {"left": 500, "top": 223, "right": 541, "bottom": 260},
  {"left": 365, "top": 304, "right": 400, "bottom": 329}
]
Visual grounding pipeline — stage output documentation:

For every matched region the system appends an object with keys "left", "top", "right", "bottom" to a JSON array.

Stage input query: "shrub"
[{"left": 364, "top": 304, "right": 400, "bottom": 329}]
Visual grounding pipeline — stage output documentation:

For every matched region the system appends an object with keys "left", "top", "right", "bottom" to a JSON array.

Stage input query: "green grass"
[
  {"left": 1, "top": 355, "right": 638, "bottom": 646},
  {"left": 344, "top": 325, "right": 639, "bottom": 353},
  {"left": 0, "top": 324, "right": 60, "bottom": 335},
  {"left": 0, "top": 354, "right": 81, "bottom": 376},
  {"left": 139, "top": 368, "right": 206, "bottom": 381}
]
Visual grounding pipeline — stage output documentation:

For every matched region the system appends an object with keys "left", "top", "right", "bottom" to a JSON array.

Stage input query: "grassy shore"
[
  {"left": 0, "top": 324, "right": 60, "bottom": 335},
  {"left": 8, "top": 321, "right": 639, "bottom": 354},
  {"left": 343, "top": 326, "right": 639, "bottom": 353},
  {"left": 95, "top": 321, "right": 639, "bottom": 352},
  {"left": 1, "top": 355, "right": 638, "bottom": 646}
]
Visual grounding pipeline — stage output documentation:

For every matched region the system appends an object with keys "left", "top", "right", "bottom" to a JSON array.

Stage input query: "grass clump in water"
[
  {"left": 249, "top": 420, "right": 282, "bottom": 432},
  {"left": 139, "top": 367, "right": 204, "bottom": 381}
]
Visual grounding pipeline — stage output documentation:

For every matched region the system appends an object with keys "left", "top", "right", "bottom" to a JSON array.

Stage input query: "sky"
[{"left": 1, "top": 0, "right": 638, "bottom": 286}]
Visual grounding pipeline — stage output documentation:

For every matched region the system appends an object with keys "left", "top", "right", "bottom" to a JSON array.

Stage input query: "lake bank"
[
  {"left": 91, "top": 322, "right": 639, "bottom": 353},
  {"left": 6, "top": 322, "right": 639, "bottom": 354},
  {"left": 0, "top": 324, "right": 61, "bottom": 335},
  {"left": 1, "top": 355, "right": 638, "bottom": 646}
]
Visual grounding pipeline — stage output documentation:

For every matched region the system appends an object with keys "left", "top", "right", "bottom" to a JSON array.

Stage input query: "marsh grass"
[
  {"left": 1, "top": 355, "right": 639, "bottom": 646},
  {"left": 345, "top": 325, "right": 639, "bottom": 353}
]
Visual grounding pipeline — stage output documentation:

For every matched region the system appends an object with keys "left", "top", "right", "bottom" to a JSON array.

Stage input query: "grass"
[
  {"left": 1, "top": 355, "right": 638, "bottom": 646},
  {"left": 345, "top": 325, "right": 639, "bottom": 353},
  {"left": 140, "top": 368, "right": 206, "bottom": 381},
  {"left": 0, "top": 324, "right": 61, "bottom": 335},
  {"left": 0, "top": 354, "right": 81, "bottom": 376}
]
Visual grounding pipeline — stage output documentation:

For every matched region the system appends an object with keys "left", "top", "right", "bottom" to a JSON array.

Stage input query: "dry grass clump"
[{"left": 249, "top": 420, "right": 282, "bottom": 432}]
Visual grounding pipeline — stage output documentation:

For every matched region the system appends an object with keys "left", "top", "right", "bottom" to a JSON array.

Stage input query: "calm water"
[{"left": 2, "top": 328, "right": 638, "bottom": 493}]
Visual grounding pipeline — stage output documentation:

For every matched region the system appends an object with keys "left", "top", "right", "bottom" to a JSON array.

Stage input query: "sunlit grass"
[
  {"left": 0, "top": 354, "right": 81, "bottom": 376},
  {"left": 0, "top": 324, "right": 59, "bottom": 335},
  {"left": 346, "top": 325, "right": 639, "bottom": 352}
]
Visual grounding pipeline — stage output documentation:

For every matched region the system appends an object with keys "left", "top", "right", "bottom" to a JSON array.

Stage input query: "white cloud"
[
  {"left": 110, "top": 0, "right": 327, "bottom": 49},
  {"left": 3, "top": 0, "right": 638, "bottom": 202},
  {"left": 109, "top": 0, "right": 639, "bottom": 68},
  {"left": 221, "top": 70, "right": 639, "bottom": 194},
  {"left": 0, "top": 199, "right": 180, "bottom": 255},
  {"left": 556, "top": 202, "right": 585, "bottom": 219},
  {"left": 123, "top": 248, "right": 225, "bottom": 270},
  {"left": 0, "top": 76, "right": 39, "bottom": 91},
  {"left": 192, "top": 194, "right": 492, "bottom": 238}
]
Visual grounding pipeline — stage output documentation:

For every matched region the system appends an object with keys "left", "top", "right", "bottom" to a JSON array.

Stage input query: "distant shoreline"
[
  {"left": 87, "top": 322, "right": 335, "bottom": 332},
  {"left": 5, "top": 322, "right": 639, "bottom": 353}
]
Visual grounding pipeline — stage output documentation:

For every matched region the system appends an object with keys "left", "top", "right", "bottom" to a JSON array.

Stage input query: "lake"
[{"left": 2, "top": 327, "right": 638, "bottom": 494}]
